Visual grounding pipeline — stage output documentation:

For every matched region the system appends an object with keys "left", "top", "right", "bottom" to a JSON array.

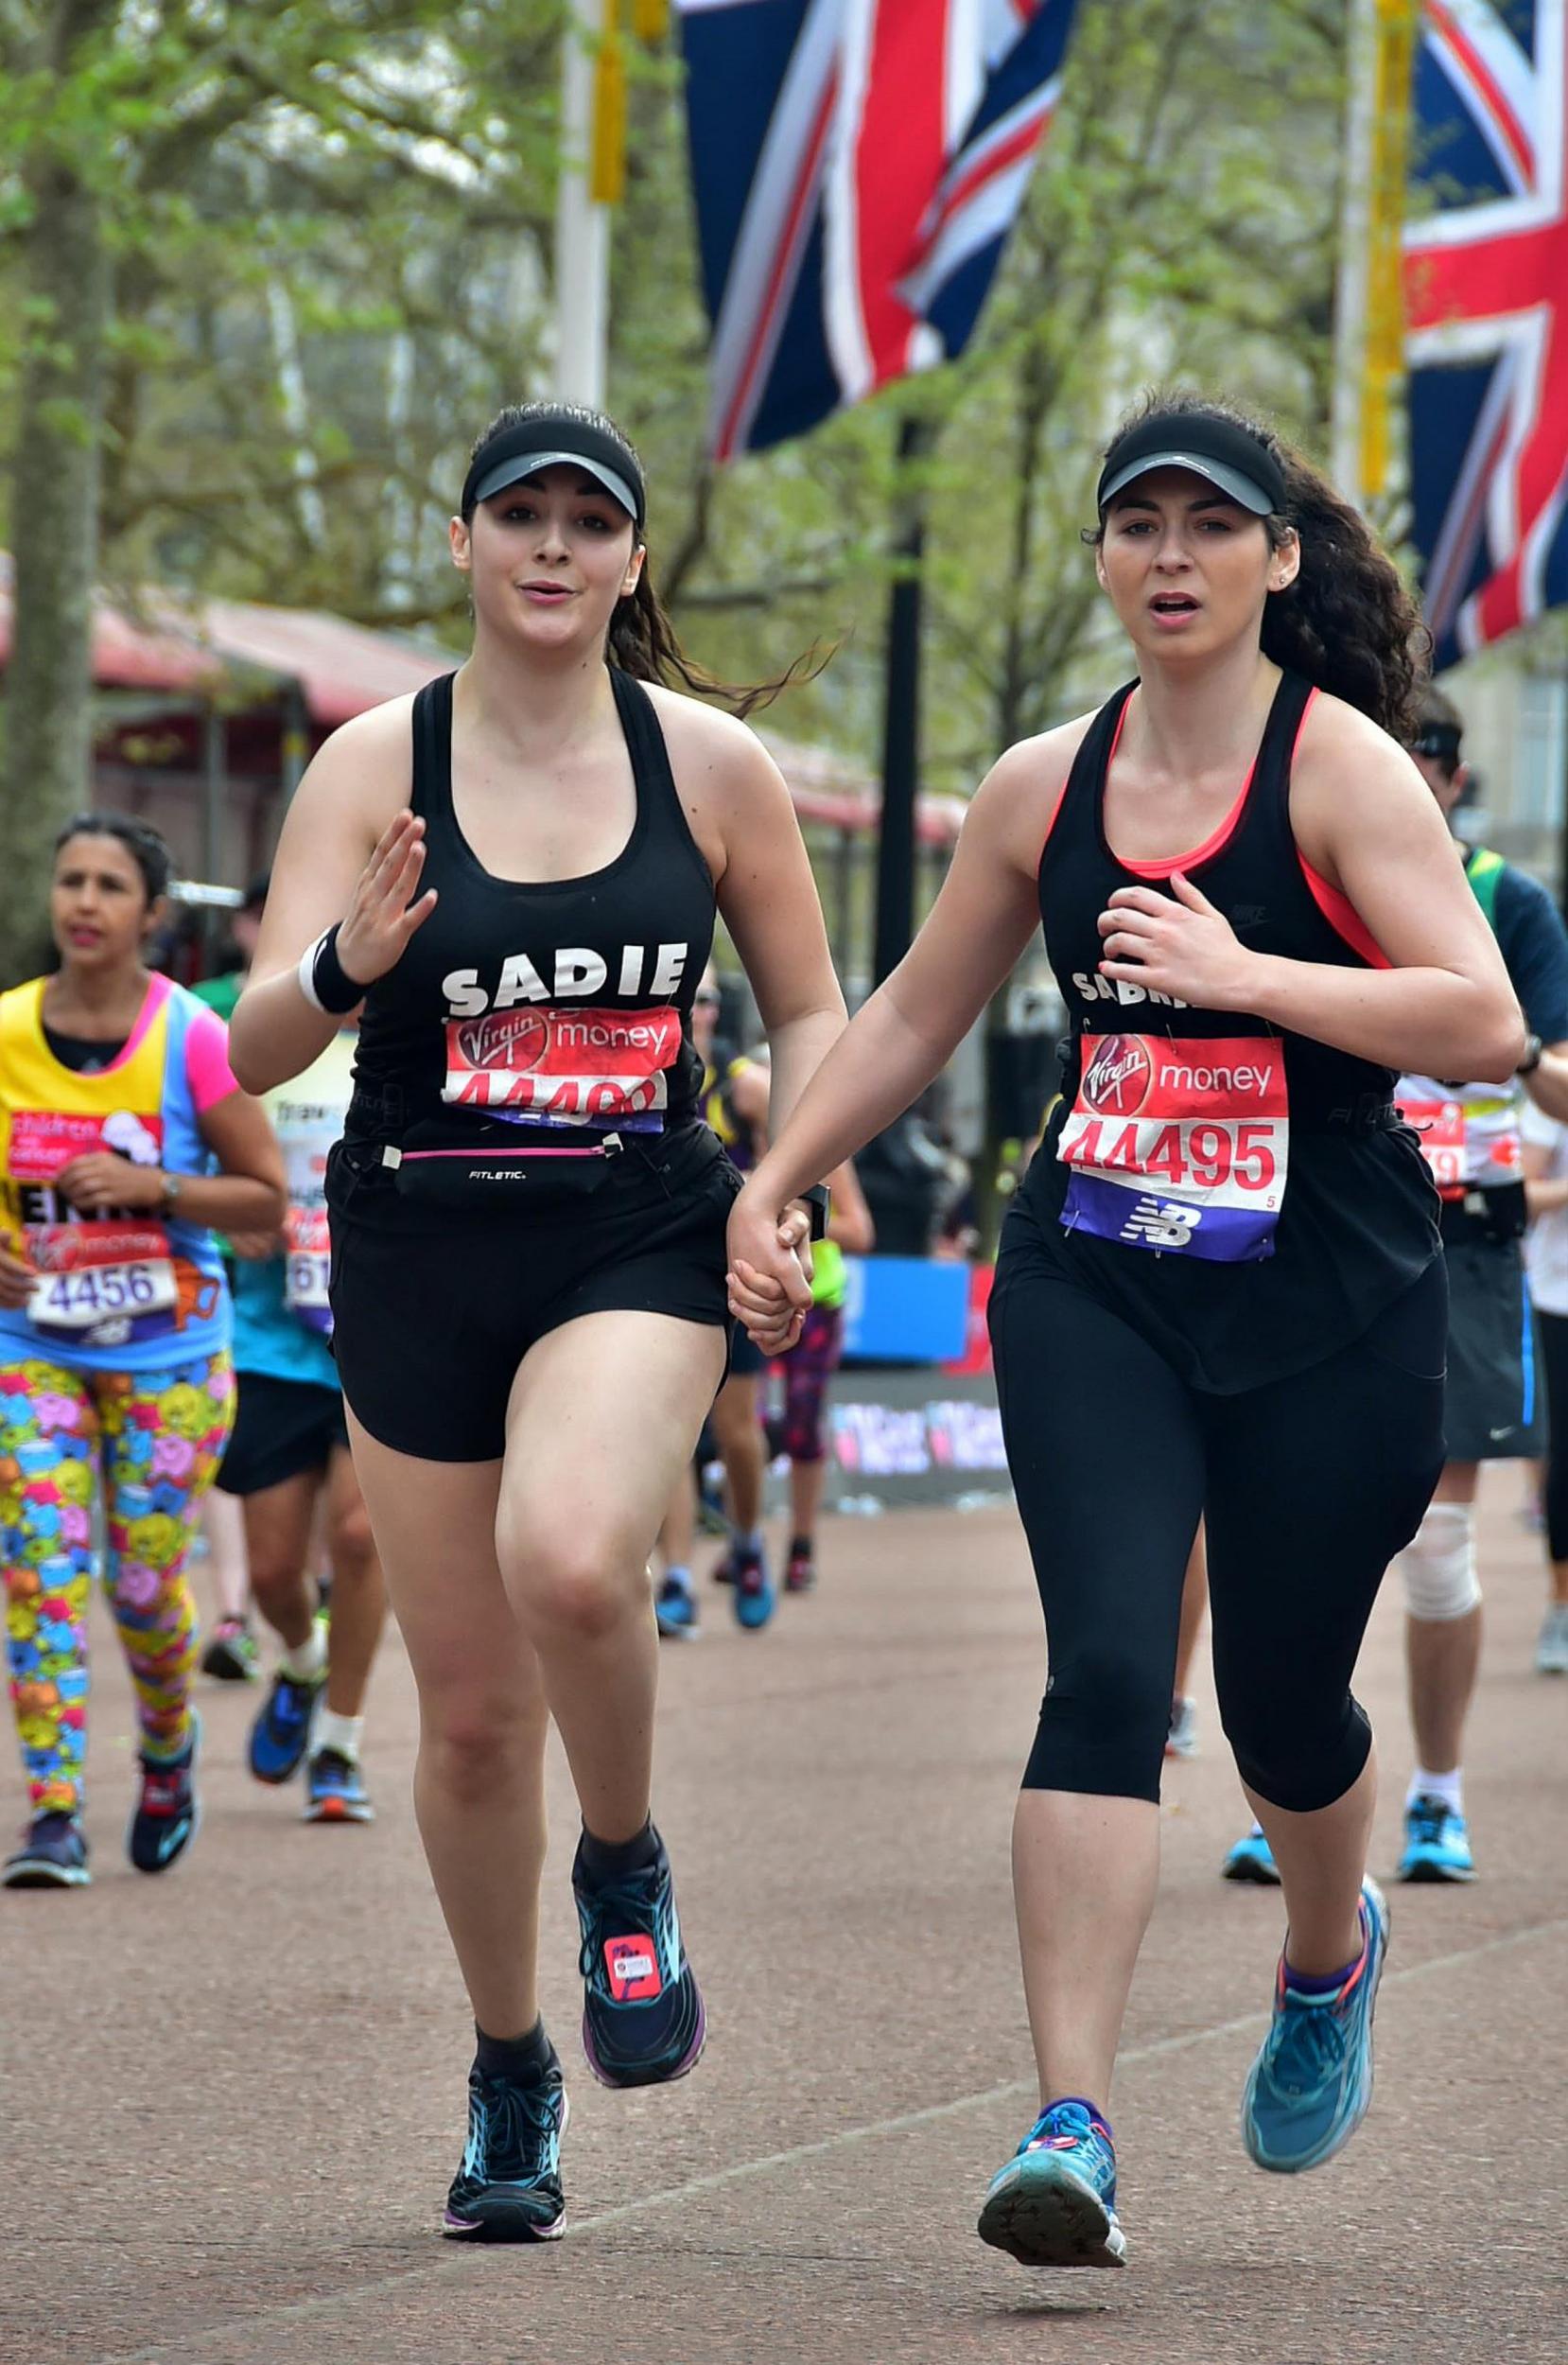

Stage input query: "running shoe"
[
  {"left": 1, "top": 1811, "right": 90, "bottom": 1889},
  {"left": 1396, "top": 1795, "right": 1474, "bottom": 1883},
  {"left": 655, "top": 1573, "right": 699, "bottom": 1639},
  {"left": 784, "top": 1540, "right": 816, "bottom": 1594},
  {"left": 1164, "top": 1696, "right": 1198, "bottom": 1759},
  {"left": 731, "top": 1540, "right": 775, "bottom": 1631},
  {"left": 248, "top": 1666, "right": 324, "bottom": 1785},
  {"left": 977, "top": 2100, "right": 1126, "bottom": 2269},
  {"left": 200, "top": 1616, "right": 259, "bottom": 1683},
  {"left": 303, "top": 1748, "right": 375, "bottom": 1825},
  {"left": 1241, "top": 1877, "right": 1388, "bottom": 2175},
  {"left": 127, "top": 1716, "right": 200, "bottom": 1875},
  {"left": 573, "top": 1826, "right": 706, "bottom": 2089},
  {"left": 1221, "top": 1826, "right": 1281, "bottom": 1884},
  {"left": 443, "top": 2045, "right": 568, "bottom": 2242},
  {"left": 1535, "top": 1603, "right": 1568, "bottom": 1674}
]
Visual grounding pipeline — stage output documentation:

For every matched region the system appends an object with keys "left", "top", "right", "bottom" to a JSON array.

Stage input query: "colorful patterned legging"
[{"left": 1, "top": 1353, "right": 235, "bottom": 1814}]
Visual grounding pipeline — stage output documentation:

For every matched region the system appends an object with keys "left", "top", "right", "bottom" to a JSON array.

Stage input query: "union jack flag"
[
  {"left": 677, "top": 0, "right": 1079, "bottom": 460},
  {"left": 1404, "top": 0, "right": 1568, "bottom": 664}
]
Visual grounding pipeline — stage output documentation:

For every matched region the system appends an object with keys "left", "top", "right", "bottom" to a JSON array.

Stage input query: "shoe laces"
[
  {"left": 1264, "top": 1988, "right": 1350, "bottom": 2093},
  {"left": 1408, "top": 1796, "right": 1453, "bottom": 1847},
  {"left": 138, "top": 1765, "right": 188, "bottom": 1817},
  {"left": 466, "top": 2068, "right": 560, "bottom": 2181},
  {"left": 577, "top": 1857, "right": 671, "bottom": 1987}
]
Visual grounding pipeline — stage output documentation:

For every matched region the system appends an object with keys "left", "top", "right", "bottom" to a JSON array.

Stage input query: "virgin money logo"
[
  {"left": 1082, "top": 1035, "right": 1152, "bottom": 1115},
  {"left": 455, "top": 1011, "right": 548, "bottom": 1072}
]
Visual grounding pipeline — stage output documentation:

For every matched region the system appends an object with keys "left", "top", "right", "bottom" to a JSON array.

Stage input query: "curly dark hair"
[
  {"left": 465, "top": 403, "right": 820, "bottom": 720},
  {"left": 1090, "top": 390, "right": 1428, "bottom": 744},
  {"left": 53, "top": 813, "right": 173, "bottom": 907}
]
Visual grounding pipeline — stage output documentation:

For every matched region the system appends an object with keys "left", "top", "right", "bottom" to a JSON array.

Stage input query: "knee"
[
  {"left": 1226, "top": 1694, "right": 1371, "bottom": 1814},
  {"left": 329, "top": 1498, "right": 378, "bottom": 1576},
  {"left": 1024, "top": 1644, "right": 1171, "bottom": 1799},
  {"left": 506, "top": 1532, "right": 640, "bottom": 1646},
  {"left": 1396, "top": 1502, "right": 1481, "bottom": 1622},
  {"left": 421, "top": 1698, "right": 545, "bottom": 1802}
]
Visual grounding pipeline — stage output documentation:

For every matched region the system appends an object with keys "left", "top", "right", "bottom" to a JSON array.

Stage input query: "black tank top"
[
  {"left": 348, "top": 667, "right": 715, "bottom": 1149},
  {"left": 1019, "top": 668, "right": 1439, "bottom": 1393}
]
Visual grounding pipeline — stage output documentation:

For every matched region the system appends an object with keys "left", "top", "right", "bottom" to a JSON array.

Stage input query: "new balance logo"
[{"left": 1120, "top": 1198, "right": 1203, "bottom": 1250}]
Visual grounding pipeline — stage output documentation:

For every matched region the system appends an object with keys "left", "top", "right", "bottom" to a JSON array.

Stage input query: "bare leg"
[
  {"left": 200, "top": 1487, "right": 251, "bottom": 1623},
  {"left": 321, "top": 1443, "right": 387, "bottom": 1718},
  {"left": 788, "top": 1456, "right": 828, "bottom": 1547},
  {"left": 1013, "top": 1792, "right": 1159, "bottom": 2110},
  {"left": 242, "top": 1472, "right": 318, "bottom": 1653},
  {"left": 710, "top": 1373, "right": 765, "bottom": 1536},
  {"left": 345, "top": 1416, "right": 549, "bottom": 2041},
  {"left": 497, "top": 1310, "right": 727, "bottom": 1845},
  {"left": 1246, "top": 1749, "right": 1375, "bottom": 1974},
  {"left": 658, "top": 1465, "right": 696, "bottom": 1576},
  {"left": 1406, "top": 1462, "right": 1482, "bottom": 1778}
]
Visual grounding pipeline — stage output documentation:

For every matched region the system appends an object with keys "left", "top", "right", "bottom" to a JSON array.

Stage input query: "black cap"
[
  {"left": 1410, "top": 720, "right": 1463, "bottom": 764},
  {"left": 461, "top": 411, "right": 646, "bottom": 530},
  {"left": 241, "top": 870, "right": 270, "bottom": 913},
  {"left": 1097, "top": 411, "right": 1286, "bottom": 517}
]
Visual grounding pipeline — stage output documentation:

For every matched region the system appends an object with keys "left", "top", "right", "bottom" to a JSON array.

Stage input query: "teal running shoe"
[
  {"left": 731, "top": 1540, "right": 775, "bottom": 1632},
  {"left": 1222, "top": 1825, "right": 1281, "bottom": 1884},
  {"left": 1242, "top": 1877, "right": 1388, "bottom": 2174},
  {"left": 977, "top": 2100, "right": 1127, "bottom": 2269},
  {"left": 655, "top": 1573, "right": 699, "bottom": 1639},
  {"left": 1396, "top": 1795, "right": 1474, "bottom": 1883},
  {"left": 444, "top": 2044, "right": 568, "bottom": 2241}
]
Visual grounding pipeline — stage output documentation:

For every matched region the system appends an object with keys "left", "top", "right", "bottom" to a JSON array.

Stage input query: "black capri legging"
[
  {"left": 1534, "top": 1307, "right": 1568, "bottom": 1562},
  {"left": 989, "top": 1250, "right": 1447, "bottom": 1813}
]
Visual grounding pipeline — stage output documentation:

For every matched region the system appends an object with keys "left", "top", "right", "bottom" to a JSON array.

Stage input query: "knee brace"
[{"left": 1395, "top": 1502, "right": 1481, "bottom": 1621}]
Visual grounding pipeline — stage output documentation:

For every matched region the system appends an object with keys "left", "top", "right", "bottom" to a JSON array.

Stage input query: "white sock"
[
  {"left": 1407, "top": 1765, "right": 1464, "bottom": 1817},
  {"left": 313, "top": 1708, "right": 363, "bottom": 1762},
  {"left": 1248, "top": 1820, "right": 1265, "bottom": 1840},
  {"left": 278, "top": 1622, "right": 328, "bottom": 1684}
]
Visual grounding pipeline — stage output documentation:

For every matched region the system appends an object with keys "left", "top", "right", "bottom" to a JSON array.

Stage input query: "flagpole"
[
  {"left": 873, "top": 414, "right": 929, "bottom": 988},
  {"left": 556, "top": 0, "right": 610, "bottom": 407},
  {"left": 1332, "top": 0, "right": 1378, "bottom": 506}
]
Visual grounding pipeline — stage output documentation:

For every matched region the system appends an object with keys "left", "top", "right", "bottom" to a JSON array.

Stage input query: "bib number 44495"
[{"left": 1058, "top": 1033, "right": 1289, "bottom": 1263}]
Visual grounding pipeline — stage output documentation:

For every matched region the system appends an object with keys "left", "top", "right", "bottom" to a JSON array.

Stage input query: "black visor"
[
  {"left": 1410, "top": 722, "right": 1463, "bottom": 764},
  {"left": 1097, "top": 412, "right": 1285, "bottom": 517},
  {"left": 461, "top": 412, "right": 646, "bottom": 530}
]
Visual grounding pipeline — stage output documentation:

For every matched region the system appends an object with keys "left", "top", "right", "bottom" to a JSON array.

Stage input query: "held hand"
[
  {"left": 0, "top": 1244, "right": 38, "bottom": 1309},
  {"left": 726, "top": 1183, "right": 812, "bottom": 1356},
  {"left": 1097, "top": 871, "right": 1256, "bottom": 1009},
  {"left": 228, "top": 1228, "right": 286, "bottom": 1262},
  {"left": 336, "top": 811, "right": 439, "bottom": 989},
  {"left": 54, "top": 1154, "right": 164, "bottom": 1215}
]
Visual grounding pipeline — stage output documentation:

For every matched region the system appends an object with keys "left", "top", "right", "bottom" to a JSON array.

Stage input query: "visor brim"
[
  {"left": 1098, "top": 450, "right": 1279, "bottom": 516},
  {"left": 469, "top": 449, "right": 640, "bottom": 522}
]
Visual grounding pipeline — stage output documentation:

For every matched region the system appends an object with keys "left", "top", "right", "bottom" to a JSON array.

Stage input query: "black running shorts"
[
  {"left": 218, "top": 1372, "right": 350, "bottom": 1498},
  {"left": 1439, "top": 1234, "right": 1540, "bottom": 1462},
  {"left": 328, "top": 1125, "right": 740, "bottom": 1463}
]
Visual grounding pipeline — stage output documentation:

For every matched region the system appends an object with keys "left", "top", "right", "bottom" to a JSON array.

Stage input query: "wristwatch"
[
  {"left": 158, "top": 1170, "right": 182, "bottom": 1212},
  {"left": 1517, "top": 1033, "right": 1543, "bottom": 1077},
  {"left": 800, "top": 1182, "right": 831, "bottom": 1241}
]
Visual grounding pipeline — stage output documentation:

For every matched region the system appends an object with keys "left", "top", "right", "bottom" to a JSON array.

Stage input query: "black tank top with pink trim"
[{"left": 1019, "top": 668, "right": 1439, "bottom": 1393}]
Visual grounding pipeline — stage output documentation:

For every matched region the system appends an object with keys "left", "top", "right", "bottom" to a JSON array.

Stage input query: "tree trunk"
[{"left": 0, "top": 143, "right": 112, "bottom": 982}]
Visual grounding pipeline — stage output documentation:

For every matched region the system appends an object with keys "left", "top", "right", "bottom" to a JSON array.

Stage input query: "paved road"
[{"left": 4, "top": 1483, "right": 1564, "bottom": 2365}]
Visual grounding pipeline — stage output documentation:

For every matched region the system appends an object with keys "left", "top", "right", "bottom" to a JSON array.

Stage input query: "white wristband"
[{"left": 296, "top": 933, "right": 330, "bottom": 1013}]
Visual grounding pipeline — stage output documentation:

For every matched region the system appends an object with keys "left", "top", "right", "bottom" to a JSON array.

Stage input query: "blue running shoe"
[
  {"left": 978, "top": 2100, "right": 1127, "bottom": 2269},
  {"left": 248, "top": 1666, "right": 323, "bottom": 1784},
  {"left": 303, "top": 1747, "right": 375, "bottom": 1825},
  {"left": 443, "top": 2045, "right": 568, "bottom": 2241},
  {"left": 1, "top": 1811, "right": 90, "bottom": 1889},
  {"left": 573, "top": 1827, "right": 706, "bottom": 2089},
  {"left": 1242, "top": 1877, "right": 1388, "bottom": 2174},
  {"left": 128, "top": 1715, "right": 200, "bottom": 1874},
  {"left": 731, "top": 1540, "right": 775, "bottom": 1632},
  {"left": 1222, "top": 1826, "right": 1281, "bottom": 1884},
  {"left": 1396, "top": 1795, "right": 1474, "bottom": 1883},
  {"left": 655, "top": 1573, "right": 699, "bottom": 1639}
]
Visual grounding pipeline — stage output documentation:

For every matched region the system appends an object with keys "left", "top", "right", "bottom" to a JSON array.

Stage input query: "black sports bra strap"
[{"left": 409, "top": 672, "right": 457, "bottom": 821}]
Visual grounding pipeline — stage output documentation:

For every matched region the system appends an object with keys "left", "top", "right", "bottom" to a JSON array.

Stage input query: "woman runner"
[
  {"left": 0, "top": 815, "right": 283, "bottom": 1887},
  {"left": 230, "top": 402, "right": 844, "bottom": 2237},
  {"left": 727, "top": 393, "right": 1521, "bottom": 2269}
]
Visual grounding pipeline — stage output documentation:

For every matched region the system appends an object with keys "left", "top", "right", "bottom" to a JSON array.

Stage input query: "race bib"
[
  {"left": 283, "top": 1206, "right": 332, "bottom": 1335},
  {"left": 1400, "top": 1097, "right": 1466, "bottom": 1194},
  {"left": 442, "top": 1005, "right": 681, "bottom": 1131},
  {"left": 1058, "top": 1033, "right": 1288, "bottom": 1263},
  {"left": 25, "top": 1221, "right": 179, "bottom": 1344}
]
